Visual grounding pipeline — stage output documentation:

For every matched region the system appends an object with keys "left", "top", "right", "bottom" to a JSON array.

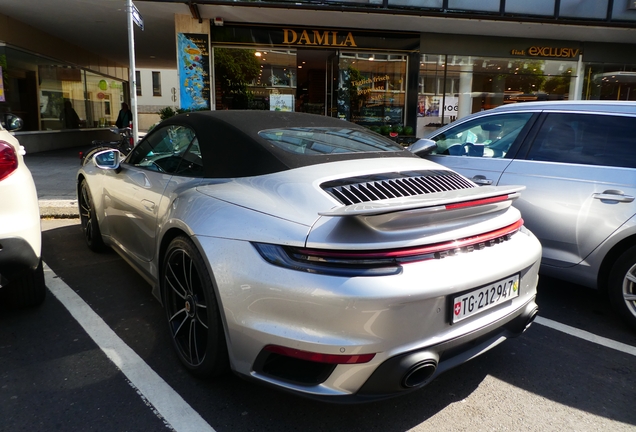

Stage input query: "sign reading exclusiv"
[{"left": 511, "top": 47, "right": 580, "bottom": 58}]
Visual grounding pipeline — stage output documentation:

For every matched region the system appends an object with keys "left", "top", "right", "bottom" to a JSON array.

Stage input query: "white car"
[{"left": 0, "top": 114, "right": 45, "bottom": 308}]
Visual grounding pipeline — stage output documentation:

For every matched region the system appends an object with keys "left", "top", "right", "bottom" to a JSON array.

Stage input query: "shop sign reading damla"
[{"left": 283, "top": 29, "right": 357, "bottom": 47}]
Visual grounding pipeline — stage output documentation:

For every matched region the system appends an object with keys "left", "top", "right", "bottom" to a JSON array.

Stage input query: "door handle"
[
  {"left": 593, "top": 190, "right": 635, "bottom": 203},
  {"left": 141, "top": 199, "right": 156, "bottom": 212},
  {"left": 471, "top": 175, "right": 493, "bottom": 186}
]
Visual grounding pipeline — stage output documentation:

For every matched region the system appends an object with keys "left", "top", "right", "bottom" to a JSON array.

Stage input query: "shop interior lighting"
[{"left": 255, "top": 52, "right": 262, "bottom": 57}]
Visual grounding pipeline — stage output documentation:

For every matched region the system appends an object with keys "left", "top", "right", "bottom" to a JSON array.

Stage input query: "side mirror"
[
  {"left": 407, "top": 138, "right": 437, "bottom": 156},
  {"left": 3, "top": 114, "right": 24, "bottom": 132},
  {"left": 93, "top": 149, "right": 121, "bottom": 170}
]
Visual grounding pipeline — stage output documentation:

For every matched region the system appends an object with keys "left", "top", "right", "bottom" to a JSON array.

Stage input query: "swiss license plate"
[{"left": 451, "top": 274, "right": 520, "bottom": 323}]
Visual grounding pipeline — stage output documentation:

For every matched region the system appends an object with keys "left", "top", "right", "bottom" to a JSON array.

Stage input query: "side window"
[
  {"left": 431, "top": 113, "right": 533, "bottom": 158},
  {"left": 127, "top": 125, "right": 198, "bottom": 174},
  {"left": 527, "top": 113, "right": 636, "bottom": 168},
  {"left": 174, "top": 137, "right": 204, "bottom": 177}
]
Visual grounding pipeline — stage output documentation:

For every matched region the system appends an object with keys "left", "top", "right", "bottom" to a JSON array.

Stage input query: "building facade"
[
  {"left": 189, "top": 0, "right": 636, "bottom": 137},
  {"left": 1, "top": 0, "right": 635, "bottom": 151},
  {"left": 135, "top": 68, "right": 180, "bottom": 131},
  {"left": 203, "top": 24, "right": 636, "bottom": 137},
  {"left": 0, "top": 12, "right": 129, "bottom": 151}
]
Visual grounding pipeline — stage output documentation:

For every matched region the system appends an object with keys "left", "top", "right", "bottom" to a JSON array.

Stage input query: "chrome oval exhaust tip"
[{"left": 525, "top": 307, "right": 539, "bottom": 331}]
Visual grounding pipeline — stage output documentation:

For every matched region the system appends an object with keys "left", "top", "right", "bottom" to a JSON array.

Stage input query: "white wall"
[{"left": 135, "top": 68, "right": 179, "bottom": 131}]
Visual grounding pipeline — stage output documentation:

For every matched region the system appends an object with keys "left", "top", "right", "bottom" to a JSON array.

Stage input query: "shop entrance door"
[{"left": 296, "top": 49, "right": 338, "bottom": 116}]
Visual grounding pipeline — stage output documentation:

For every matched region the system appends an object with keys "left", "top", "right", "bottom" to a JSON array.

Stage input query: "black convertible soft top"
[{"left": 158, "top": 110, "right": 416, "bottom": 178}]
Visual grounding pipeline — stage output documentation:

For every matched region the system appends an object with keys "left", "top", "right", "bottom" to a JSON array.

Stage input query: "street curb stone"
[{"left": 40, "top": 199, "right": 79, "bottom": 218}]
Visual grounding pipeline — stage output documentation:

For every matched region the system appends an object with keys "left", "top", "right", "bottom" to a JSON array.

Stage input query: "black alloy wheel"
[
  {"left": 79, "top": 179, "right": 105, "bottom": 252},
  {"left": 162, "top": 236, "right": 228, "bottom": 377}
]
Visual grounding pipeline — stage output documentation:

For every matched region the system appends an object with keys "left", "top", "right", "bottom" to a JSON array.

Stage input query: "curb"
[{"left": 40, "top": 199, "right": 79, "bottom": 218}]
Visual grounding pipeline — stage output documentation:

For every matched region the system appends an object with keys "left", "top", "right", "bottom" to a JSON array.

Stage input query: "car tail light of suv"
[{"left": 0, "top": 141, "right": 19, "bottom": 181}]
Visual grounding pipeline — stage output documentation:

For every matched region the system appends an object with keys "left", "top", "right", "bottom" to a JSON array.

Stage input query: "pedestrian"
[
  {"left": 115, "top": 102, "right": 133, "bottom": 129},
  {"left": 60, "top": 99, "right": 81, "bottom": 129}
]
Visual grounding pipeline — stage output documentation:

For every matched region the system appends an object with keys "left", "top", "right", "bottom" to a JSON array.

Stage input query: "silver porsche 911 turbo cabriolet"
[{"left": 77, "top": 111, "right": 541, "bottom": 402}]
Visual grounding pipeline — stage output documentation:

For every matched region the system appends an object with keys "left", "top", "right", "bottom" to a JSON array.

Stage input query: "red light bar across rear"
[
  {"left": 264, "top": 345, "right": 375, "bottom": 364},
  {"left": 295, "top": 218, "right": 524, "bottom": 261}
]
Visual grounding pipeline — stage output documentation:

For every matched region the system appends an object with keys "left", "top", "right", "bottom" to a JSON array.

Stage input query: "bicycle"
[{"left": 80, "top": 127, "right": 135, "bottom": 165}]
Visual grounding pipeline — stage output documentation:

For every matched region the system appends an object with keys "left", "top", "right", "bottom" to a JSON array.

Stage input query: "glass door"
[{"left": 296, "top": 49, "right": 337, "bottom": 115}]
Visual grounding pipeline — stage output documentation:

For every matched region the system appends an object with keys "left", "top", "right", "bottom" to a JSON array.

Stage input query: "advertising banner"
[
  {"left": 177, "top": 33, "right": 210, "bottom": 110},
  {"left": 418, "top": 95, "right": 458, "bottom": 118}
]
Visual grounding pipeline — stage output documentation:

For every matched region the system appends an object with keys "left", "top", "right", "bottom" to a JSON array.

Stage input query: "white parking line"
[
  {"left": 535, "top": 316, "right": 636, "bottom": 357},
  {"left": 43, "top": 263, "right": 216, "bottom": 432}
]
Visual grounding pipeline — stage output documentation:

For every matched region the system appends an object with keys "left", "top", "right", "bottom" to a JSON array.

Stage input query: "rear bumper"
[
  {"left": 0, "top": 237, "right": 40, "bottom": 285},
  {"left": 248, "top": 297, "right": 538, "bottom": 403},
  {"left": 354, "top": 298, "right": 538, "bottom": 401},
  {"left": 197, "top": 225, "right": 541, "bottom": 400},
  {"left": 0, "top": 163, "right": 42, "bottom": 272}
]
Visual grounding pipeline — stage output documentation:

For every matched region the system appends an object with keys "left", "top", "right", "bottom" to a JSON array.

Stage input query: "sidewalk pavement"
[{"left": 24, "top": 147, "right": 85, "bottom": 218}]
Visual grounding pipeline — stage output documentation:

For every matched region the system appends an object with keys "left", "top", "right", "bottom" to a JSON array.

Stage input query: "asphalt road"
[{"left": 1, "top": 219, "right": 635, "bottom": 432}]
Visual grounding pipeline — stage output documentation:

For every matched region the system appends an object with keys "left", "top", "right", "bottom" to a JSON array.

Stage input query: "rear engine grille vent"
[{"left": 321, "top": 170, "right": 476, "bottom": 206}]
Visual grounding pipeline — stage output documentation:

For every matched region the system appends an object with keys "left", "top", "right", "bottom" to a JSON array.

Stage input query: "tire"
[
  {"left": 608, "top": 246, "right": 636, "bottom": 331},
  {"left": 161, "top": 236, "right": 229, "bottom": 377},
  {"left": 4, "top": 259, "right": 46, "bottom": 308},
  {"left": 79, "top": 179, "right": 105, "bottom": 252}
]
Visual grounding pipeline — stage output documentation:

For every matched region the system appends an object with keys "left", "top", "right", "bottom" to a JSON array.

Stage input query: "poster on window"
[
  {"left": 0, "top": 67, "right": 5, "bottom": 102},
  {"left": 418, "top": 95, "right": 458, "bottom": 118},
  {"left": 269, "top": 94, "right": 293, "bottom": 112},
  {"left": 177, "top": 33, "right": 210, "bottom": 110}
]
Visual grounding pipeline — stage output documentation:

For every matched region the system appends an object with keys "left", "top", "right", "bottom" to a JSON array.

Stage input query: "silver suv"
[{"left": 416, "top": 101, "right": 636, "bottom": 330}]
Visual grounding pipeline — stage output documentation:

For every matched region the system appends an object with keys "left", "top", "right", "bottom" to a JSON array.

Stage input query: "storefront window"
[
  {"left": 0, "top": 46, "right": 126, "bottom": 131},
  {"left": 213, "top": 47, "right": 409, "bottom": 130},
  {"left": 214, "top": 47, "right": 296, "bottom": 110},
  {"left": 39, "top": 64, "right": 85, "bottom": 130},
  {"left": 84, "top": 71, "right": 125, "bottom": 128},
  {"left": 583, "top": 64, "right": 636, "bottom": 101},
  {"left": 417, "top": 53, "right": 578, "bottom": 134},
  {"left": 338, "top": 52, "right": 407, "bottom": 132}
]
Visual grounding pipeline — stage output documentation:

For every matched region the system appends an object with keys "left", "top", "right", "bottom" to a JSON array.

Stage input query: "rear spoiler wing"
[{"left": 319, "top": 185, "right": 525, "bottom": 217}]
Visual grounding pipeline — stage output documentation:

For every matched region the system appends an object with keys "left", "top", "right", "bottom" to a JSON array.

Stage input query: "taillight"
[
  {"left": 263, "top": 345, "right": 375, "bottom": 364},
  {"left": 0, "top": 141, "right": 19, "bottom": 181},
  {"left": 253, "top": 219, "right": 524, "bottom": 277}
]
